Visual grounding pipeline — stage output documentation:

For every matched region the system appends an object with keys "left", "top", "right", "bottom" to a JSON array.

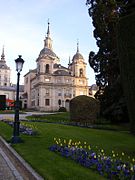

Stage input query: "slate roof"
[
  {"left": 39, "top": 47, "right": 57, "bottom": 58},
  {"left": 0, "top": 84, "right": 24, "bottom": 92},
  {"left": 53, "top": 69, "right": 71, "bottom": 76}
]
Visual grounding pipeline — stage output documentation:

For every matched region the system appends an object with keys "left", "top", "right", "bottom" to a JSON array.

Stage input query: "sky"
[{"left": 0, "top": 0, "right": 98, "bottom": 85}]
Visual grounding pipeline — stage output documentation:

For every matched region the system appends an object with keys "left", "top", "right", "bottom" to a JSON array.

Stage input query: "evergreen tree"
[{"left": 86, "top": 0, "right": 130, "bottom": 122}]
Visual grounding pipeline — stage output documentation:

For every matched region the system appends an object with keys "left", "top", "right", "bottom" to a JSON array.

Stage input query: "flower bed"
[
  {"left": 49, "top": 138, "right": 135, "bottom": 179},
  {"left": 2, "top": 119, "right": 38, "bottom": 135}
]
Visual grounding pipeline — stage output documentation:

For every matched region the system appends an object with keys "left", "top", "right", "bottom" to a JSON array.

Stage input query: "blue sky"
[{"left": 0, "top": 0, "right": 98, "bottom": 85}]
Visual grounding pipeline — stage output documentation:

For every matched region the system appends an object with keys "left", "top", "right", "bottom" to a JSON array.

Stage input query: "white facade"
[
  {"left": 0, "top": 47, "right": 24, "bottom": 108},
  {"left": 24, "top": 23, "right": 89, "bottom": 111},
  {"left": 0, "top": 47, "right": 11, "bottom": 87}
]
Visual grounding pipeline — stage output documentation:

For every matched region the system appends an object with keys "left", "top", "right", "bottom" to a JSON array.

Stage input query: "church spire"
[
  {"left": 77, "top": 39, "right": 79, "bottom": 53},
  {"left": 1, "top": 46, "right": 5, "bottom": 61},
  {"left": 44, "top": 20, "right": 52, "bottom": 49},
  {"left": 47, "top": 19, "right": 50, "bottom": 37},
  {"left": 68, "top": 56, "right": 71, "bottom": 66}
]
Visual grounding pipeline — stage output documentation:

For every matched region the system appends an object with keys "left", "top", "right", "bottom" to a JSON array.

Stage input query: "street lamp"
[{"left": 11, "top": 55, "right": 24, "bottom": 143}]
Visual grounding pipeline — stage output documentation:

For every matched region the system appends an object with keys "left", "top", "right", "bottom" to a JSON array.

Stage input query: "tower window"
[
  {"left": 45, "top": 99, "right": 50, "bottom": 106},
  {"left": 79, "top": 68, "right": 83, "bottom": 77},
  {"left": 45, "top": 64, "right": 49, "bottom": 73}
]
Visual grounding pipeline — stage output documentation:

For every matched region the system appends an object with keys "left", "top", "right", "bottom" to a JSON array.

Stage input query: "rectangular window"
[
  {"left": 46, "top": 89, "right": 49, "bottom": 95},
  {"left": 45, "top": 99, "right": 50, "bottom": 106}
]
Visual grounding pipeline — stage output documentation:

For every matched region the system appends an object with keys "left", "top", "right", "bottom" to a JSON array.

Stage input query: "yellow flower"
[
  {"left": 84, "top": 145, "right": 87, "bottom": 149},
  {"left": 60, "top": 143, "right": 63, "bottom": 146},
  {"left": 101, "top": 149, "right": 104, "bottom": 153},
  {"left": 122, "top": 152, "right": 124, "bottom": 156},
  {"left": 54, "top": 137, "right": 56, "bottom": 141},
  {"left": 80, "top": 146, "right": 82, "bottom": 149},
  {"left": 94, "top": 155, "right": 96, "bottom": 159},
  {"left": 88, "top": 145, "right": 91, "bottom": 150},
  {"left": 64, "top": 139, "right": 66, "bottom": 144},
  {"left": 84, "top": 142, "right": 87, "bottom": 144},
  {"left": 132, "top": 158, "right": 135, "bottom": 162},
  {"left": 113, "top": 154, "right": 115, "bottom": 158},
  {"left": 131, "top": 167, "right": 133, "bottom": 171},
  {"left": 112, "top": 150, "right": 114, "bottom": 154}
]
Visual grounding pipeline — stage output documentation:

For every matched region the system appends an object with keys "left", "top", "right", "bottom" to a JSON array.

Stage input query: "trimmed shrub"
[
  {"left": 69, "top": 95, "right": 99, "bottom": 124},
  {"left": 58, "top": 107, "right": 67, "bottom": 112}
]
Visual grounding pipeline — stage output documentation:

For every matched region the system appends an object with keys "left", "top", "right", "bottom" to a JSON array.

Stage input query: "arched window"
[
  {"left": 79, "top": 68, "right": 83, "bottom": 77},
  {"left": 45, "top": 64, "right": 49, "bottom": 73}
]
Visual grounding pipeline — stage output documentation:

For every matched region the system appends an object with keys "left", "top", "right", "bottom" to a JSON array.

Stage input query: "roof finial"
[
  {"left": 68, "top": 56, "right": 71, "bottom": 65},
  {"left": 77, "top": 39, "right": 79, "bottom": 53},
  {"left": 1, "top": 45, "right": 5, "bottom": 61},
  {"left": 47, "top": 18, "right": 50, "bottom": 37}
]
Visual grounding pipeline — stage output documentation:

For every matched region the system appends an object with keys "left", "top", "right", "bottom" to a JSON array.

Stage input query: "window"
[
  {"left": 45, "top": 99, "right": 50, "bottom": 106},
  {"left": 4, "top": 76, "right": 7, "bottom": 82},
  {"left": 58, "top": 99, "right": 61, "bottom": 106},
  {"left": 79, "top": 68, "right": 83, "bottom": 77},
  {"left": 45, "top": 64, "right": 49, "bottom": 73},
  {"left": 46, "top": 89, "right": 49, "bottom": 95},
  {"left": 37, "top": 99, "right": 39, "bottom": 106}
]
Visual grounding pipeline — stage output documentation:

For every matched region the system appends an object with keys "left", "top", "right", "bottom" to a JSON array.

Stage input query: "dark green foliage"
[
  {"left": 117, "top": 12, "right": 135, "bottom": 134},
  {"left": 70, "top": 95, "right": 99, "bottom": 123},
  {"left": 58, "top": 107, "right": 67, "bottom": 112},
  {"left": 86, "top": 0, "right": 132, "bottom": 123},
  {"left": 97, "top": 77, "right": 129, "bottom": 123}
]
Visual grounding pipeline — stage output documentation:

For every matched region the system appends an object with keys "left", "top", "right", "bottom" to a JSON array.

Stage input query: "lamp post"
[{"left": 11, "top": 55, "right": 24, "bottom": 143}]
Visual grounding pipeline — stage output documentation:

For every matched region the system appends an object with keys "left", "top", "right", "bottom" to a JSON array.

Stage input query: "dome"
[
  {"left": 53, "top": 69, "right": 70, "bottom": 76},
  {"left": 72, "top": 52, "right": 84, "bottom": 62},
  {"left": 0, "top": 62, "right": 10, "bottom": 70},
  {"left": 39, "top": 47, "right": 57, "bottom": 58}
]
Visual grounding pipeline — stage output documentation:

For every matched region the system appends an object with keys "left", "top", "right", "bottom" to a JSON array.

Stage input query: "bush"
[
  {"left": 70, "top": 95, "right": 99, "bottom": 124},
  {"left": 58, "top": 107, "right": 67, "bottom": 112}
]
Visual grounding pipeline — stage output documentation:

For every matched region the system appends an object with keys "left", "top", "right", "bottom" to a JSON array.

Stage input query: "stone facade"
[
  {"left": 0, "top": 47, "right": 24, "bottom": 108},
  {"left": 0, "top": 47, "right": 10, "bottom": 87},
  {"left": 23, "top": 23, "right": 89, "bottom": 111}
]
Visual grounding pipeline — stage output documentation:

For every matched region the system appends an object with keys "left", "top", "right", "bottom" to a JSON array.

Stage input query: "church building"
[{"left": 23, "top": 22, "right": 89, "bottom": 111}]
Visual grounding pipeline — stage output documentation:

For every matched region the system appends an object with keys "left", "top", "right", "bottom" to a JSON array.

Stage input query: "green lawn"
[
  {"left": 0, "top": 119, "right": 135, "bottom": 179},
  {"left": 26, "top": 112, "right": 70, "bottom": 122}
]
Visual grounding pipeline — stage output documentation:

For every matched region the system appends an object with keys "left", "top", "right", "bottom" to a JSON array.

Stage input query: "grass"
[
  {"left": 26, "top": 112, "right": 130, "bottom": 132},
  {"left": 0, "top": 110, "right": 26, "bottom": 114},
  {"left": 26, "top": 112, "right": 70, "bottom": 122},
  {"left": 0, "top": 118, "right": 135, "bottom": 180}
]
